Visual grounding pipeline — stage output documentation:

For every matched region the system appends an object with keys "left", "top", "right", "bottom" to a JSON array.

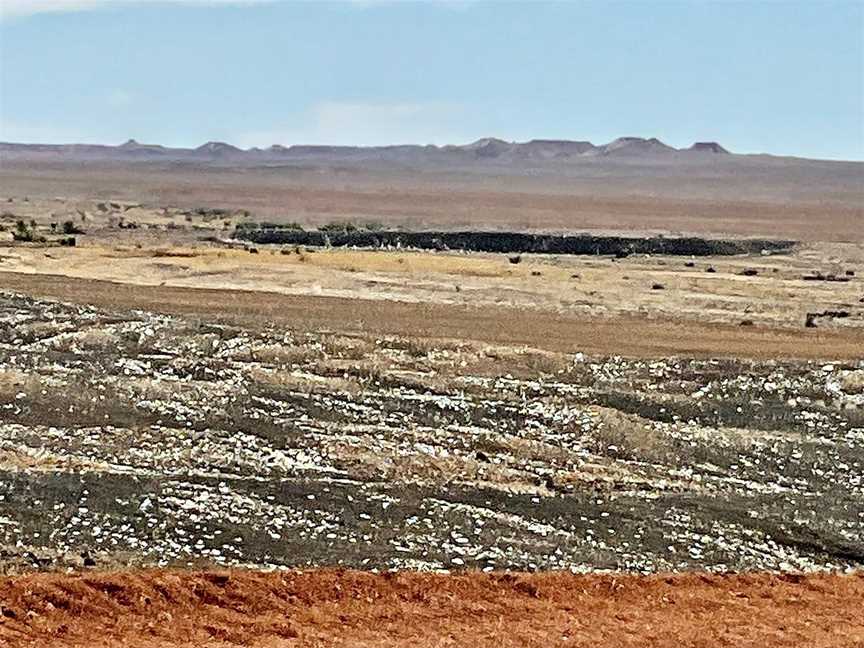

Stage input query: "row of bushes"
[{"left": 8, "top": 219, "right": 78, "bottom": 244}]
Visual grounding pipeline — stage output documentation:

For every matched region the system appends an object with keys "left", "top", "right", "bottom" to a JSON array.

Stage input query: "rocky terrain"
[{"left": 1, "top": 291, "right": 862, "bottom": 575}]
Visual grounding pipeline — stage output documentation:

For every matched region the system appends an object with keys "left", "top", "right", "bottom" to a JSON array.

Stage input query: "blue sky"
[{"left": 0, "top": 0, "right": 862, "bottom": 159}]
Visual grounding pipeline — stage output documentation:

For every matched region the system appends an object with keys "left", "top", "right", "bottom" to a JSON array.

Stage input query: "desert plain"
[{"left": 0, "top": 143, "right": 862, "bottom": 646}]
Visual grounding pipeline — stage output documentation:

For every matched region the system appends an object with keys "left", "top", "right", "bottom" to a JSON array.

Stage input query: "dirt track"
[
  {"left": 1, "top": 569, "right": 862, "bottom": 647},
  {"left": 1, "top": 271, "right": 862, "bottom": 360}
]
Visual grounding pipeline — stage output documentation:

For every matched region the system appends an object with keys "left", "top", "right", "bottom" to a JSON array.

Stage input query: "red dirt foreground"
[{"left": 1, "top": 569, "right": 863, "bottom": 648}]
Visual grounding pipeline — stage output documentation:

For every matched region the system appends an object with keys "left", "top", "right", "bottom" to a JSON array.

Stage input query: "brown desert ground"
[
  {"left": 1, "top": 155, "right": 862, "bottom": 240},
  {"left": 2, "top": 569, "right": 863, "bottom": 648},
  {"left": 1, "top": 270, "right": 862, "bottom": 360},
  {"left": 0, "top": 153, "right": 862, "bottom": 647}
]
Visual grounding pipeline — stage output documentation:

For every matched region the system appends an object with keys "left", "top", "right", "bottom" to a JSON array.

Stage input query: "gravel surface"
[{"left": 1, "top": 291, "right": 862, "bottom": 574}]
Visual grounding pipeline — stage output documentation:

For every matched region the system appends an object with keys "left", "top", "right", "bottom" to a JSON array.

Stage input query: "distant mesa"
[
  {"left": 0, "top": 135, "right": 739, "bottom": 161},
  {"left": 599, "top": 137, "right": 676, "bottom": 156},
  {"left": 456, "top": 137, "right": 601, "bottom": 159},
  {"left": 525, "top": 139, "right": 595, "bottom": 154},
  {"left": 509, "top": 139, "right": 597, "bottom": 159},
  {"left": 462, "top": 137, "right": 513, "bottom": 158},
  {"left": 194, "top": 141, "right": 242, "bottom": 156},
  {"left": 284, "top": 145, "right": 363, "bottom": 155},
  {"left": 462, "top": 137, "right": 510, "bottom": 150},
  {"left": 117, "top": 138, "right": 166, "bottom": 155},
  {"left": 688, "top": 141, "right": 730, "bottom": 154}
]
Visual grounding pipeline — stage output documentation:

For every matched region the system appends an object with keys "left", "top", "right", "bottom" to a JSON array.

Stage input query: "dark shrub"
[{"left": 62, "top": 220, "right": 84, "bottom": 235}]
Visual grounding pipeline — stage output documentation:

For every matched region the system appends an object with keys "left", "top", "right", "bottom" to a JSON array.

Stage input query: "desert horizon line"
[
  {"left": 3, "top": 134, "right": 725, "bottom": 150},
  {"left": 4, "top": 136, "right": 863, "bottom": 162}
]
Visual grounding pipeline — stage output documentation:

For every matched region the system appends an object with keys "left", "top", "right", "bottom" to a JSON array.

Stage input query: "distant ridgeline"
[{"left": 233, "top": 224, "right": 795, "bottom": 257}]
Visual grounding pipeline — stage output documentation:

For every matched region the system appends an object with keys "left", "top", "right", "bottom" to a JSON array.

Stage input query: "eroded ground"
[{"left": 1, "top": 291, "right": 862, "bottom": 574}]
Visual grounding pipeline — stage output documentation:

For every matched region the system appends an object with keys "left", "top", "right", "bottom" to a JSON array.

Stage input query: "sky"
[{"left": 0, "top": 0, "right": 862, "bottom": 160}]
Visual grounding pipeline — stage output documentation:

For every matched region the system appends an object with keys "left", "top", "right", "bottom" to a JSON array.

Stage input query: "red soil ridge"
[{"left": 1, "top": 569, "right": 862, "bottom": 647}]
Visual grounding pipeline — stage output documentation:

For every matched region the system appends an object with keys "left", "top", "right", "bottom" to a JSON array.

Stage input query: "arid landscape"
[{"left": 0, "top": 143, "right": 862, "bottom": 646}]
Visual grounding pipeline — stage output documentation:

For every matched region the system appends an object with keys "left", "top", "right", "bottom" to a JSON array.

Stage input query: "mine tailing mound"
[{"left": 233, "top": 226, "right": 797, "bottom": 257}]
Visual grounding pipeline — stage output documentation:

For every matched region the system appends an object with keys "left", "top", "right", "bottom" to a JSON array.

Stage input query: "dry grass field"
[{"left": 1, "top": 195, "right": 863, "bottom": 343}]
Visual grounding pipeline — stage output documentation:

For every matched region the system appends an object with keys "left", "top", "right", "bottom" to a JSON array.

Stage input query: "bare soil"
[
  {"left": 1, "top": 569, "right": 862, "bottom": 648},
  {"left": 1, "top": 159, "right": 862, "bottom": 241},
  {"left": 4, "top": 196, "right": 862, "bottom": 336},
  {"left": 1, "top": 270, "right": 862, "bottom": 360}
]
